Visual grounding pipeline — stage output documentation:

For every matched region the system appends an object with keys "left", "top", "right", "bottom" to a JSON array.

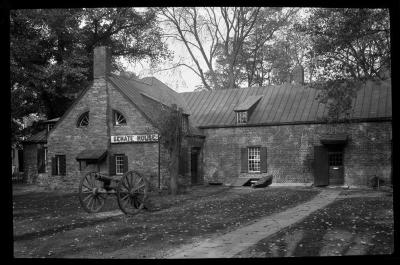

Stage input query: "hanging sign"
[{"left": 111, "top": 134, "right": 159, "bottom": 143}]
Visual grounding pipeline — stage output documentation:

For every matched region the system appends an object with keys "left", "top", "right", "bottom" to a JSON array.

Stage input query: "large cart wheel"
[
  {"left": 117, "top": 170, "right": 147, "bottom": 215},
  {"left": 78, "top": 172, "right": 107, "bottom": 213}
]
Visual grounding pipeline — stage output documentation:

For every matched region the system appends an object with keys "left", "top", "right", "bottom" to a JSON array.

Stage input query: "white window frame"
[
  {"left": 115, "top": 155, "right": 124, "bottom": 175},
  {"left": 236, "top": 111, "right": 248, "bottom": 124},
  {"left": 77, "top": 112, "right": 89, "bottom": 127},
  {"left": 114, "top": 110, "right": 127, "bottom": 126},
  {"left": 248, "top": 147, "right": 260, "bottom": 173}
]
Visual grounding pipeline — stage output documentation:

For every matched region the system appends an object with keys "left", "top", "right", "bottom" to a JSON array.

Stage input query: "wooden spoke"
[
  {"left": 79, "top": 172, "right": 107, "bottom": 213},
  {"left": 117, "top": 170, "right": 147, "bottom": 215}
]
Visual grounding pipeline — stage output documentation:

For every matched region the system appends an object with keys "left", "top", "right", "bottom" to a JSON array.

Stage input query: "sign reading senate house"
[{"left": 111, "top": 134, "right": 159, "bottom": 143}]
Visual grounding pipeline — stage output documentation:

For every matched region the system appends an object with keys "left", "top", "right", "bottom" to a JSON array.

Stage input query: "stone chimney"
[
  {"left": 93, "top": 46, "right": 111, "bottom": 79},
  {"left": 292, "top": 64, "right": 304, "bottom": 85}
]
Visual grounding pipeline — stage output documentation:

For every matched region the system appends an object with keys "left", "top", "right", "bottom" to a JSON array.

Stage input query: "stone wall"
[
  {"left": 201, "top": 121, "right": 392, "bottom": 186},
  {"left": 46, "top": 77, "right": 110, "bottom": 190}
]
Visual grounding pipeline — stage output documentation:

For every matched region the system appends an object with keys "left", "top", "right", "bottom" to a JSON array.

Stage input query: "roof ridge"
[{"left": 109, "top": 73, "right": 152, "bottom": 86}]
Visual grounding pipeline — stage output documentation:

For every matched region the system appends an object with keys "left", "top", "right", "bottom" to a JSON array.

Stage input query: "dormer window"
[
  {"left": 77, "top": 111, "right": 89, "bottom": 127},
  {"left": 113, "top": 110, "right": 126, "bottom": 126},
  {"left": 236, "top": 111, "right": 248, "bottom": 124},
  {"left": 234, "top": 95, "right": 263, "bottom": 125}
]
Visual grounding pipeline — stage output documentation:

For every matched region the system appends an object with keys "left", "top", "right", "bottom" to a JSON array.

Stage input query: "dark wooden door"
[
  {"left": 314, "top": 146, "right": 329, "bottom": 186},
  {"left": 328, "top": 151, "right": 344, "bottom": 185},
  {"left": 37, "top": 147, "right": 46, "bottom": 173},
  {"left": 191, "top": 151, "right": 198, "bottom": 184}
]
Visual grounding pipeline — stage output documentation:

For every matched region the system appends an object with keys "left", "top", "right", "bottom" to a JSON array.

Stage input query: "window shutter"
[
  {"left": 123, "top": 155, "right": 129, "bottom": 173},
  {"left": 60, "top": 155, "right": 66, "bottom": 176},
  {"left": 260, "top": 147, "right": 267, "bottom": 173},
  {"left": 240, "top": 148, "right": 248, "bottom": 173},
  {"left": 109, "top": 154, "right": 116, "bottom": 175},
  {"left": 51, "top": 157, "right": 56, "bottom": 176}
]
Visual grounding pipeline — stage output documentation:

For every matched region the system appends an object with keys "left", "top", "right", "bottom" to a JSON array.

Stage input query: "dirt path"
[{"left": 165, "top": 189, "right": 340, "bottom": 258}]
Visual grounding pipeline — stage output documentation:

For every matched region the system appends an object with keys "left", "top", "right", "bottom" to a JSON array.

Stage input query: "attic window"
[
  {"left": 236, "top": 111, "right": 248, "bottom": 124},
  {"left": 77, "top": 112, "right": 89, "bottom": 127},
  {"left": 113, "top": 110, "right": 126, "bottom": 126}
]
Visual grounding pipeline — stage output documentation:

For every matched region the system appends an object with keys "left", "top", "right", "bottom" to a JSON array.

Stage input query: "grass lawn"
[
  {"left": 13, "top": 186, "right": 319, "bottom": 258},
  {"left": 234, "top": 192, "right": 393, "bottom": 257}
]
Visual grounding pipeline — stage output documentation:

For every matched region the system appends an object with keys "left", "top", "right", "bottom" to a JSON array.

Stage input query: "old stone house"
[{"left": 38, "top": 46, "right": 391, "bottom": 190}]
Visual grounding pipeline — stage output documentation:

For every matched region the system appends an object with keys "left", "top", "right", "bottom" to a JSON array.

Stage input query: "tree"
[
  {"left": 154, "top": 104, "right": 185, "bottom": 195},
  {"left": 301, "top": 8, "right": 390, "bottom": 123},
  {"left": 10, "top": 8, "right": 170, "bottom": 144},
  {"left": 303, "top": 8, "right": 390, "bottom": 81}
]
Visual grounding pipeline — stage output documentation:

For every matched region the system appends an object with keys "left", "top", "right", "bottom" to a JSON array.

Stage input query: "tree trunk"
[{"left": 169, "top": 147, "right": 179, "bottom": 195}]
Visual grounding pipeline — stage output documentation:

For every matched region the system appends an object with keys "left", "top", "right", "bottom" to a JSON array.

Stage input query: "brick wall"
[
  {"left": 201, "top": 121, "right": 392, "bottom": 186},
  {"left": 46, "top": 77, "right": 174, "bottom": 190},
  {"left": 46, "top": 78, "right": 110, "bottom": 190}
]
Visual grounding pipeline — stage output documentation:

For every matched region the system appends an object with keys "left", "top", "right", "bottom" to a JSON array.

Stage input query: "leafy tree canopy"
[{"left": 11, "top": 8, "right": 170, "bottom": 143}]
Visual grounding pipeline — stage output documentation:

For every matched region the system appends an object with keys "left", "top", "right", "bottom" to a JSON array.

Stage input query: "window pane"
[
  {"left": 115, "top": 155, "right": 124, "bottom": 174},
  {"left": 77, "top": 112, "right": 89, "bottom": 127},
  {"left": 248, "top": 147, "right": 261, "bottom": 172},
  {"left": 114, "top": 111, "right": 126, "bottom": 125}
]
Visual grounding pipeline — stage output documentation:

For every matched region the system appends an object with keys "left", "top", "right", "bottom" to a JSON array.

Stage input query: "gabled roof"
[
  {"left": 234, "top": 95, "right": 263, "bottom": 111},
  {"left": 180, "top": 79, "right": 391, "bottom": 127},
  {"left": 108, "top": 74, "right": 203, "bottom": 136}
]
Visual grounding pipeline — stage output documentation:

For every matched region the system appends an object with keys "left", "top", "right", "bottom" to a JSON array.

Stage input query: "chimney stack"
[
  {"left": 292, "top": 64, "right": 304, "bottom": 85},
  {"left": 93, "top": 46, "right": 111, "bottom": 79}
]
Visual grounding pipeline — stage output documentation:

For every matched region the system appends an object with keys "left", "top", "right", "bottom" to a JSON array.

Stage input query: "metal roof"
[
  {"left": 76, "top": 149, "right": 107, "bottom": 161},
  {"left": 23, "top": 129, "right": 47, "bottom": 143},
  {"left": 180, "top": 80, "right": 391, "bottom": 127},
  {"left": 234, "top": 95, "right": 263, "bottom": 111},
  {"left": 108, "top": 74, "right": 203, "bottom": 136}
]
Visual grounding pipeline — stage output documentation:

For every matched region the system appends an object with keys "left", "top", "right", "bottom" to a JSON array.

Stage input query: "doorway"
[
  {"left": 328, "top": 150, "right": 344, "bottom": 185},
  {"left": 191, "top": 148, "right": 200, "bottom": 184},
  {"left": 314, "top": 145, "right": 345, "bottom": 186}
]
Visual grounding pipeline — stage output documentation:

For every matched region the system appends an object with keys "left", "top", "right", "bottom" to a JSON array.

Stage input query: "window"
[
  {"left": 77, "top": 111, "right": 89, "bottom": 127},
  {"left": 236, "top": 111, "right": 248, "bottom": 124},
  {"left": 329, "top": 152, "right": 343, "bottom": 166},
  {"left": 52, "top": 155, "right": 66, "bottom": 176},
  {"left": 248, "top": 147, "right": 260, "bottom": 173},
  {"left": 181, "top": 115, "right": 189, "bottom": 133},
  {"left": 113, "top": 110, "right": 126, "bottom": 126},
  {"left": 115, "top": 155, "right": 125, "bottom": 175}
]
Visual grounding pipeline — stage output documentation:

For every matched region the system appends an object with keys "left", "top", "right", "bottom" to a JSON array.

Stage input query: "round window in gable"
[
  {"left": 77, "top": 111, "right": 89, "bottom": 127},
  {"left": 113, "top": 110, "right": 126, "bottom": 126}
]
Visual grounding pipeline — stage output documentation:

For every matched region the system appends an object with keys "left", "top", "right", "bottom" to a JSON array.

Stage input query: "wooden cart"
[{"left": 78, "top": 170, "right": 147, "bottom": 215}]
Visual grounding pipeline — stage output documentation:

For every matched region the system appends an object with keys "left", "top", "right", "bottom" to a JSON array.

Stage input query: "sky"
[
  {"left": 121, "top": 39, "right": 202, "bottom": 93},
  {"left": 121, "top": 7, "right": 310, "bottom": 94}
]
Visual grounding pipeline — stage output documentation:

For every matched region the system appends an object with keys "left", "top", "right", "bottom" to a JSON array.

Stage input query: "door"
[
  {"left": 191, "top": 149, "right": 199, "bottom": 184},
  {"left": 314, "top": 146, "right": 329, "bottom": 186},
  {"left": 37, "top": 147, "right": 46, "bottom": 173},
  {"left": 328, "top": 151, "right": 344, "bottom": 185}
]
